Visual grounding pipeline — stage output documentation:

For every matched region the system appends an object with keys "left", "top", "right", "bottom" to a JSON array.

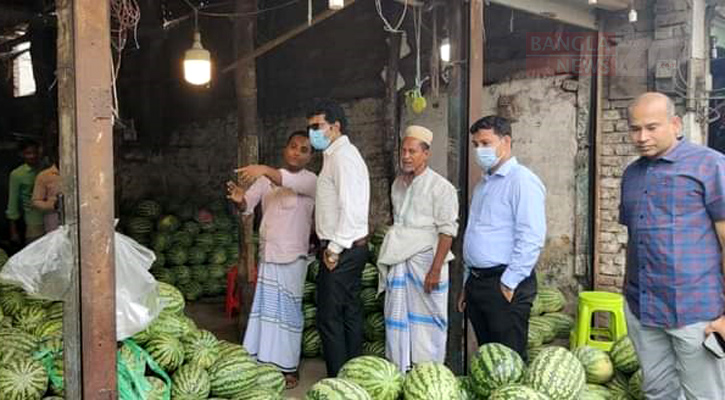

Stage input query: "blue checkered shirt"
[{"left": 619, "top": 139, "right": 725, "bottom": 328}]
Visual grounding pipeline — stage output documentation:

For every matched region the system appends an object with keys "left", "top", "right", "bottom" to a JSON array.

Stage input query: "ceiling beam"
[{"left": 489, "top": 0, "right": 597, "bottom": 30}]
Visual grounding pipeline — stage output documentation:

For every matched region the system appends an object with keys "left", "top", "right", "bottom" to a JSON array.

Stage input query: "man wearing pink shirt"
[{"left": 227, "top": 131, "right": 316, "bottom": 389}]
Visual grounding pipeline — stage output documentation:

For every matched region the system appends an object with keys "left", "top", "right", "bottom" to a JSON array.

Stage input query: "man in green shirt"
[{"left": 6, "top": 140, "right": 44, "bottom": 244}]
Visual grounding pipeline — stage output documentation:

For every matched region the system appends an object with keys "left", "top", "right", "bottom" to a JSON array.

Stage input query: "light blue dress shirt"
[{"left": 463, "top": 157, "right": 547, "bottom": 290}]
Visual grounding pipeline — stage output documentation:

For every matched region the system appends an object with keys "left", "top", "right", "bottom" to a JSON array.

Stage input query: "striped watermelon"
[
  {"left": 489, "top": 384, "right": 550, "bottom": 399},
  {"left": 364, "top": 313, "right": 385, "bottom": 341},
  {"left": 605, "top": 370, "right": 629, "bottom": 395},
  {"left": 529, "top": 316, "right": 557, "bottom": 344},
  {"left": 531, "top": 294, "right": 545, "bottom": 316},
  {"left": 255, "top": 364, "right": 285, "bottom": 395},
  {"left": 233, "top": 388, "right": 285, "bottom": 399},
  {"left": 214, "top": 232, "right": 233, "bottom": 247},
  {"left": 403, "top": 362, "right": 459, "bottom": 400},
  {"left": 208, "top": 264, "right": 228, "bottom": 280},
  {"left": 172, "top": 363, "right": 211, "bottom": 399},
  {"left": 118, "top": 341, "right": 145, "bottom": 376},
  {"left": 629, "top": 369, "right": 643, "bottom": 400},
  {"left": 540, "top": 312, "right": 574, "bottom": 339},
  {"left": 362, "top": 341, "right": 385, "bottom": 358},
  {"left": 146, "top": 334, "right": 184, "bottom": 372},
  {"left": 152, "top": 232, "right": 171, "bottom": 252},
  {"left": 217, "top": 340, "right": 249, "bottom": 357},
  {"left": 0, "top": 248, "right": 7, "bottom": 268},
  {"left": 168, "top": 247, "right": 189, "bottom": 266},
  {"left": 583, "top": 383, "right": 613, "bottom": 399},
  {"left": 190, "top": 265, "right": 210, "bottom": 283},
  {"left": 610, "top": 336, "right": 639, "bottom": 374},
  {"left": 195, "top": 233, "right": 215, "bottom": 249},
  {"left": 183, "top": 221, "right": 202, "bottom": 237},
  {"left": 302, "top": 328, "right": 322, "bottom": 357},
  {"left": 458, "top": 376, "right": 476, "bottom": 400},
  {"left": 188, "top": 247, "right": 208, "bottom": 265},
  {"left": 37, "top": 337, "right": 63, "bottom": 358},
  {"left": 148, "top": 313, "right": 190, "bottom": 338},
  {"left": 305, "top": 378, "right": 372, "bottom": 400},
  {"left": 339, "top": 356, "right": 403, "bottom": 400},
  {"left": 152, "top": 252, "right": 166, "bottom": 268},
  {"left": 527, "top": 326, "right": 544, "bottom": 348},
  {"left": 360, "top": 288, "right": 382, "bottom": 313},
  {"left": 152, "top": 267, "right": 176, "bottom": 285},
  {"left": 144, "top": 376, "right": 168, "bottom": 400},
  {"left": 524, "top": 346, "right": 586, "bottom": 400},
  {"left": 127, "top": 217, "right": 154, "bottom": 235},
  {"left": 209, "top": 248, "right": 228, "bottom": 265},
  {"left": 49, "top": 356, "right": 64, "bottom": 396},
  {"left": 172, "top": 231, "right": 194, "bottom": 248},
  {"left": 214, "top": 215, "right": 233, "bottom": 231},
  {"left": 208, "top": 354, "right": 258, "bottom": 398},
  {"left": 158, "top": 215, "right": 181, "bottom": 233},
  {"left": 0, "top": 290, "right": 26, "bottom": 317},
  {"left": 0, "top": 357, "right": 49, "bottom": 400},
  {"left": 179, "top": 281, "right": 203, "bottom": 301},
  {"left": 158, "top": 282, "right": 186, "bottom": 315},
  {"left": 538, "top": 287, "right": 566, "bottom": 313},
  {"left": 303, "top": 304, "right": 317, "bottom": 330},
  {"left": 307, "top": 260, "right": 320, "bottom": 282},
  {"left": 182, "top": 329, "right": 220, "bottom": 369},
  {"left": 471, "top": 343, "right": 525, "bottom": 397},
  {"left": 572, "top": 346, "right": 614, "bottom": 384},
  {"left": 226, "top": 244, "right": 240, "bottom": 261},
  {"left": 0, "top": 328, "right": 39, "bottom": 355},
  {"left": 361, "top": 263, "right": 378, "bottom": 288},
  {"left": 174, "top": 265, "right": 192, "bottom": 284},
  {"left": 304, "top": 281, "right": 316, "bottom": 303},
  {"left": 46, "top": 302, "right": 63, "bottom": 321},
  {"left": 135, "top": 200, "right": 162, "bottom": 218},
  {"left": 13, "top": 305, "right": 47, "bottom": 334}
]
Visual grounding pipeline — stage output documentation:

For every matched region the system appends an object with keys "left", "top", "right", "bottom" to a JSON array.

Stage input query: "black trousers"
[
  {"left": 316, "top": 245, "right": 368, "bottom": 377},
  {"left": 465, "top": 266, "right": 537, "bottom": 362}
]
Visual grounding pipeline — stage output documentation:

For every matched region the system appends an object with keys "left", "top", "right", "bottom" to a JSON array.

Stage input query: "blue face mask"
[
  {"left": 309, "top": 129, "right": 331, "bottom": 151},
  {"left": 475, "top": 146, "right": 500, "bottom": 170}
]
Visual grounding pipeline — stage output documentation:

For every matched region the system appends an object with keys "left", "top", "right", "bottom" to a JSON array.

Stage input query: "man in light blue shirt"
[{"left": 458, "top": 115, "right": 546, "bottom": 361}]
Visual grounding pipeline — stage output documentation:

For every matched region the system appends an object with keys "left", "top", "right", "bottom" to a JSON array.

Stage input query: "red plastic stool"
[{"left": 225, "top": 265, "right": 241, "bottom": 319}]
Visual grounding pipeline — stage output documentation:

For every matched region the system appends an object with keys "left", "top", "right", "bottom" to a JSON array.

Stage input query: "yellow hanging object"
[
  {"left": 412, "top": 96, "right": 427, "bottom": 114},
  {"left": 406, "top": 89, "right": 427, "bottom": 114}
]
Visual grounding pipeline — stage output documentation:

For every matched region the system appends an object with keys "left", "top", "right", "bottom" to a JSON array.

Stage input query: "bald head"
[{"left": 628, "top": 92, "right": 681, "bottom": 159}]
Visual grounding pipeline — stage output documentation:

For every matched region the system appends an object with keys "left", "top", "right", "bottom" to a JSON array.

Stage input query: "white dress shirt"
[{"left": 315, "top": 135, "right": 370, "bottom": 254}]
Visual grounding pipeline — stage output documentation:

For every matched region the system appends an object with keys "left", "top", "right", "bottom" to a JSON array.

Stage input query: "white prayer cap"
[{"left": 403, "top": 125, "right": 433, "bottom": 146}]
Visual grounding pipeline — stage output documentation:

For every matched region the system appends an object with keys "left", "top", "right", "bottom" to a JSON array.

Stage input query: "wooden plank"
[
  {"left": 221, "top": 1, "right": 355, "bottom": 74},
  {"left": 56, "top": 0, "right": 82, "bottom": 398},
  {"left": 233, "top": 0, "right": 258, "bottom": 337},
  {"left": 592, "top": 22, "right": 605, "bottom": 290},
  {"left": 383, "top": 31, "right": 402, "bottom": 202}
]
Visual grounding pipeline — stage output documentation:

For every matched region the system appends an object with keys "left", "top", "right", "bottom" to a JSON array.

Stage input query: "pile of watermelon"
[
  {"left": 120, "top": 198, "right": 244, "bottom": 302},
  {"left": 300, "top": 227, "right": 387, "bottom": 361}
]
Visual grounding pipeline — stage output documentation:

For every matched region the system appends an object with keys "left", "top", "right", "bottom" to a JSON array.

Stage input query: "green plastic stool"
[{"left": 569, "top": 291, "right": 628, "bottom": 351}]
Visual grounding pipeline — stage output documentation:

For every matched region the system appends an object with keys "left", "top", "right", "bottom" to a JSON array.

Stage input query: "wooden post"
[
  {"left": 234, "top": 0, "right": 259, "bottom": 337},
  {"left": 383, "top": 31, "right": 402, "bottom": 202},
  {"left": 592, "top": 21, "right": 606, "bottom": 290},
  {"left": 58, "top": 0, "right": 117, "bottom": 397}
]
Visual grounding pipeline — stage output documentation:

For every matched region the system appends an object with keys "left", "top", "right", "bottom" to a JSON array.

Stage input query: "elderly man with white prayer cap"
[{"left": 376, "top": 125, "right": 460, "bottom": 372}]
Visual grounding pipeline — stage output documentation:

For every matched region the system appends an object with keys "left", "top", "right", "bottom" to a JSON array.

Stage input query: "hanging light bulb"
[
  {"left": 329, "top": 0, "right": 344, "bottom": 10},
  {"left": 628, "top": 8, "right": 638, "bottom": 23},
  {"left": 588, "top": 0, "right": 597, "bottom": 4},
  {"left": 184, "top": 10, "right": 211, "bottom": 86},
  {"left": 440, "top": 38, "right": 451, "bottom": 63}
]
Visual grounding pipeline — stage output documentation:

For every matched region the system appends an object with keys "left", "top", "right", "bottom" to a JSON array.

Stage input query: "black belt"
[
  {"left": 469, "top": 265, "right": 507, "bottom": 279},
  {"left": 320, "top": 237, "right": 368, "bottom": 250}
]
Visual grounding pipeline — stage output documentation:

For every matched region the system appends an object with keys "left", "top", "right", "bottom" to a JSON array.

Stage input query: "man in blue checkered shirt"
[{"left": 619, "top": 92, "right": 725, "bottom": 399}]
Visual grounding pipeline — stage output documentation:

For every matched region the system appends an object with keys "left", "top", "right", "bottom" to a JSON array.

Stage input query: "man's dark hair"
[
  {"left": 19, "top": 139, "right": 39, "bottom": 151},
  {"left": 306, "top": 98, "right": 348, "bottom": 134},
  {"left": 469, "top": 116, "right": 512, "bottom": 138},
  {"left": 287, "top": 130, "right": 309, "bottom": 145}
]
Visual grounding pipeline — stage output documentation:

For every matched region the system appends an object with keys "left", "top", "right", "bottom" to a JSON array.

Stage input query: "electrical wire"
[
  {"left": 376, "top": 0, "right": 408, "bottom": 33},
  {"left": 199, "top": 0, "right": 300, "bottom": 17}
]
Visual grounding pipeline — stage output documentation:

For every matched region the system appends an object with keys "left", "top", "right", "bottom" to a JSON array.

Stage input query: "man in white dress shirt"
[
  {"left": 377, "top": 125, "right": 459, "bottom": 372},
  {"left": 307, "top": 99, "right": 371, "bottom": 377}
]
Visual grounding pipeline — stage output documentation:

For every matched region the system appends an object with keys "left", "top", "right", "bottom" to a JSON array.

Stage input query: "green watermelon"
[
  {"left": 13, "top": 304, "right": 47, "bottom": 334},
  {"left": 45, "top": 302, "right": 63, "bottom": 321},
  {"left": 217, "top": 340, "right": 250, "bottom": 359},
  {"left": 573, "top": 346, "right": 614, "bottom": 384},
  {"left": 188, "top": 247, "right": 208, "bottom": 265},
  {"left": 361, "top": 263, "right": 379, "bottom": 288},
  {"left": 471, "top": 342, "right": 526, "bottom": 398},
  {"left": 179, "top": 281, "right": 203, "bottom": 301},
  {"left": 403, "top": 362, "right": 459, "bottom": 400},
  {"left": 307, "top": 260, "right": 320, "bottom": 282},
  {"left": 364, "top": 313, "right": 385, "bottom": 341},
  {"left": 208, "top": 264, "right": 228, "bottom": 280},
  {"left": 146, "top": 334, "right": 184, "bottom": 372},
  {"left": 527, "top": 326, "right": 544, "bottom": 349},
  {"left": 362, "top": 341, "right": 385, "bottom": 358},
  {"left": 168, "top": 247, "right": 189, "bottom": 266},
  {"left": 226, "top": 244, "right": 240, "bottom": 261},
  {"left": 529, "top": 316, "right": 557, "bottom": 344},
  {"left": 339, "top": 356, "right": 403, "bottom": 400},
  {"left": 174, "top": 265, "right": 192, "bottom": 284},
  {"left": 303, "top": 304, "right": 317, "bottom": 330},
  {"left": 190, "top": 265, "right": 210, "bottom": 283},
  {"left": 0, "top": 328, "right": 39, "bottom": 355},
  {"left": 0, "top": 290, "right": 26, "bottom": 317},
  {"left": 0, "top": 248, "right": 8, "bottom": 268},
  {"left": 538, "top": 287, "right": 566, "bottom": 313},
  {"left": 304, "top": 282, "right": 316, "bottom": 303},
  {"left": 37, "top": 337, "right": 63, "bottom": 358},
  {"left": 302, "top": 328, "right": 322, "bottom": 358},
  {"left": 208, "top": 354, "right": 258, "bottom": 398},
  {"left": 524, "top": 346, "right": 586, "bottom": 400},
  {"left": 605, "top": 371, "right": 629, "bottom": 395},
  {"left": 172, "top": 363, "right": 211, "bottom": 399},
  {"left": 151, "top": 267, "right": 176, "bottom": 285},
  {"left": 183, "top": 329, "right": 220, "bottom": 369},
  {"left": 628, "top": 369, "right": 643, "bottom": 400},
  {"left": 458, "top": 376, "right": 477, "bottom": 400},
  {"left": 209, "top": 248, "right": 228, "bottom": 265},
  {"left": 148, "top": 313, "right": 190, "bottom": 338},
  {"left": 183, "top": 221, "right": 202, "bottom": 237},
  {"left": 531, "top": 295, "right": 545, "bottom": 317},
  {"left": 370, "top": 226, "right": 388, "bottom": 245},
  {"left": 144, "top": 376, "right": 168, "bottom": 400},
  {"left": 489, "top": 384, "right": 550, "bottom": 399},
  {"left": 610, "top": 336, "right": 639, "bottom": 374},
  {"left": 196, "top": 233, "right": 215, "bottom": 249},
  {"left": 172, "top": 231, "right": 194, "bottom": 248},
  {"left": 135, "top": 200, "right": 162, "bottom": 218},
  {"left": 0, "top": 357, "right": 49, "bottom": 400},
  {"left": 540, "top": 312, "right": 574, "bottom": 339},
  {"left": 34, "top": 319, "right": 63, "bottom": 340},
  {"left": 158, "top": 282, "right": 185, "bottom": 315},
  {"left": 152, "top": 252, "right": 166, "bottom": 268},
  {"left": 118, "top": 342, "right": 146, "bottom": 376},
  {"left": 214, "top": 232, "right": 233, "bottom": 247},
  {"left": 151, "top": 232, "right": 171, "bottom": 252},
  {"left": 48, "top": 356, "right": 64, "bottom": 396},
  {"left": 158, "top": 215, "right": 181, "bottom": 233},
  {"left": 582, "top": 384, "right": 613, "bottom": 400},
  {"left": 127, "top": 217, "right": 154, "bottom": 235},
  {"left": 255, "top": 364, "right": 285, "bottom": 395},
  {"left": 305, "top": 378, "right": 372, "bottom": 400},
  {"left": 214, "top": 214, "right": 233, "bottom": 230}
]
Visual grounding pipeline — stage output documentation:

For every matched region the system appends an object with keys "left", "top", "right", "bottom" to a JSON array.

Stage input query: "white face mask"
[{"left": 475, "top": 145, "right": 500, "bottom": 170}]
